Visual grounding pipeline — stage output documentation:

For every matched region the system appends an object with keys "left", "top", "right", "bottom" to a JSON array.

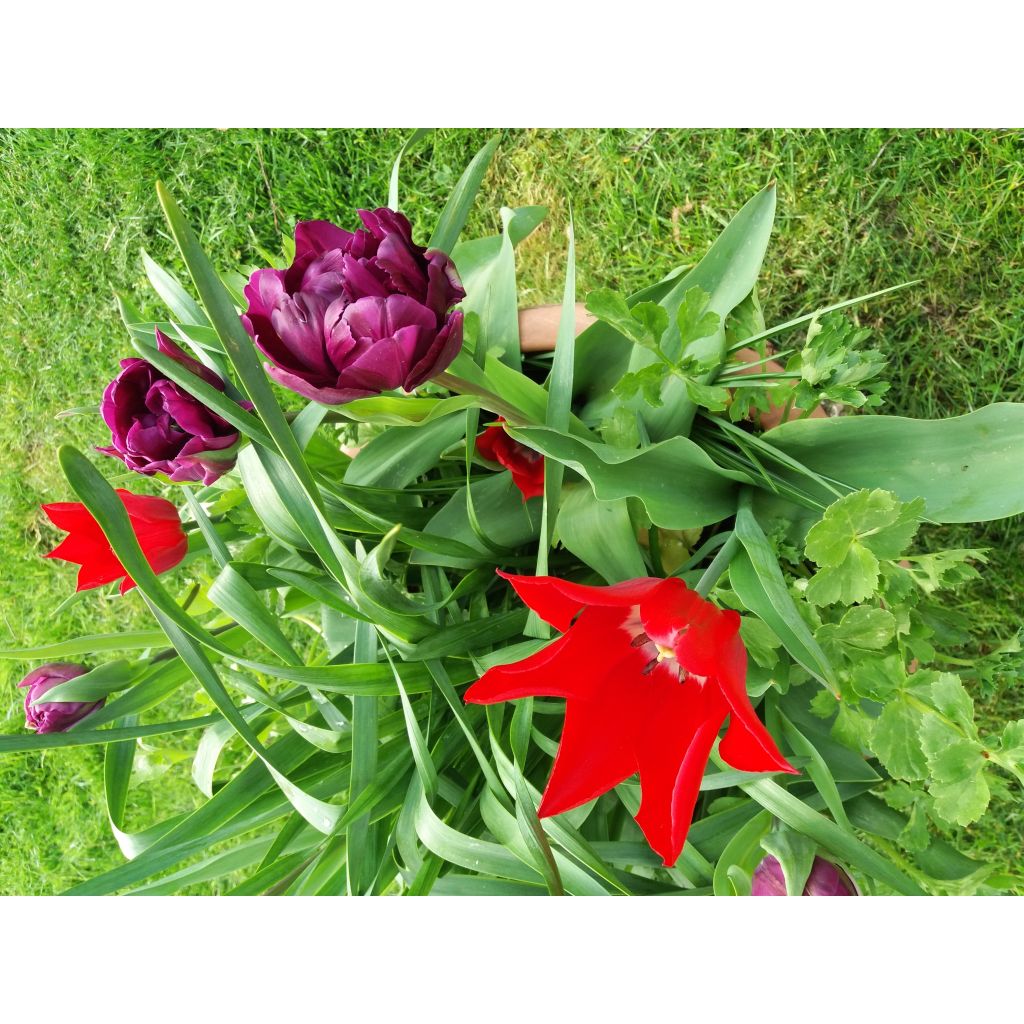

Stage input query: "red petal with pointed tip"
[
  {"left": 537, "top": 667, "right": 646, "bottom": 817},
  {"left": 466, "top": 605, "right": 633, "bottom": 704},
  {"left": 42, "top": 490, "right": 187, "bottom": 594},
  {"left": 635, "top": 675, "right": 727, "bottom": 865},
  {"left": 716, "top": 630, "right": 797, "bottom": 774},
  {"left": 497, "top": 570, "right": 660, "bottom": 632}
]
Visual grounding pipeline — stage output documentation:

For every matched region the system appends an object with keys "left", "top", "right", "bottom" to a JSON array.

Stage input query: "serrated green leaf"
[
  {"left": 806, "top": 489, "right": 923, "bottom": 567},
  {"left": 816, "top": 605, "right": 896, "bottom": 656},
  {"left": 585, "top": 288, "right": 644, "bottom": 344},
  {"left": 804, "top": 489, "right": 923, "bottom": 607},
  {"left": 928, "top": 672, "right": 975, "bottom": 733},
  {"left": 998, "top": 720, "right": 1024, "bottom": 763},
  {"left": 676, "top": 286, "right": 720, "bottom": 346},
  {"left": 872, "top": 700, "right": 928, "bottom": 780},
  {"left": 683, "top": 377, "right": 730, "bottom": 412},
  {"left": 630, "top": 301, "right": 669, "bottom": 348},
  {"left": 805, "top": 541, "right": 880, "bottom": 606},
  {"left": 930, "top": 775, "right": 991, "bottom": 827},
  {"left": 613, "top": 364, "right": 665, "bottom": 407}
]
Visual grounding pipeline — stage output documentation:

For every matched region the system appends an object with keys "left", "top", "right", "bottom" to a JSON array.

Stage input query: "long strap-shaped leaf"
[
  {"left": 732, "top": 488, "right": 837, "bottom": 692},
  {"left": 388, "top": 128, "right": 432, "bottom": 211},
  {"left": 0, "top": 630, "right": 169, "bottom": 659},
  {"left": 429, "top": 135, "right": 499, "bottom": 253}
]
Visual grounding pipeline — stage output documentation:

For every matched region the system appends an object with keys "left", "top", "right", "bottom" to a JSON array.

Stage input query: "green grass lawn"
[{"left": 1, "top": 128, "right": 1022, "bottom": 893}]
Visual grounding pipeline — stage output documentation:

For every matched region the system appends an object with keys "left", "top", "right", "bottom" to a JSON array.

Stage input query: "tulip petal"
[
  {"left": 635, "top": 676, "right": 727, "bottom": 865},
  {"left": 338, "top": 254, "right": 391, "bottom": 301},
  {"left": 475, "top": 421, "right": 545, "bottom": 501},
  {"left": 155, "top": 329, "right": 224, "bottom": 389},
  {"left": 404, "top": 311, "right": 464, "bottom": 389},
  {"left": 716, "top": 631, "right": 796, "bottom": 775},
  {"left": 640, "top": 577, "right": 731, "bottom": 678},
  {"left": 424, "top": 250, "right": 466, "bottom": 318},
  {"left": 497, "top": 570, "right": 661, "bottom": 632},
  {"left": 42, "top": 501, "right": 106, "bottom": 534},
  {"left": 269, "top": 291, "right": 334, "bottom": 377},
  {"left": 295, "top": 219, "right": 357, "bottom": 261},
  {"left": 537, "top": 674, "right": 643, "bottom": 818},
  {"left": 264, "top": 364, "right": 376, "bottom": 406},
  {"left": 243, "top": 267, "right": 287, "bottom": 321},
  {"left": 465, "top": 606, "right": 634, "bottom": 705}
]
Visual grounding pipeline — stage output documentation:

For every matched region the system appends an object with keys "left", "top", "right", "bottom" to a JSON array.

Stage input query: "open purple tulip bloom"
[
  {"left": 99, "top": 331, "right": 244, "bottom": 484},
  {"left": 241, "top": 209, "right": 465, "bottom": 405},
  {"left": 19, "top": 663, "right": 101, "bottom": 734}
]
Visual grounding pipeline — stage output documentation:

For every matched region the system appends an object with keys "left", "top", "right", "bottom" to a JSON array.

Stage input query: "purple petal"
[
  {"left": 150, "top": 380, "right": 227, "bottom": 440},
  {"left": 295, "top": 220, "right": 358, "bottom": 260},
  {"left": 101, "top": 360, "right": 157, "bottom": 443},
  {"left": 243, "top": 266, "right": 287, "bottom": 320},
  {"left": 267, "top": 291, "right": 334, "bottom": 378},
  {"left": 404, "top": 310, "right": 463, "bottom": 388},
  {"left": 341, "top": 331, "right": 418, "bottom": 393},
  {"left": 155, "top": 329, "right": 225, "bottom": 389},
  {"left": 424, "top": 249, "right": 466, "bottom": 318},
  {"left": 264, "top": 363, "right": 377, "bottom": 405},
  {"left": 338, "top": 254, "right": 391, "bottom": 302},
  {"left": 343, "top": 294, "right": 436, "bottom": 341},
  {"left": 20, "top": 663, "right": 102, "bottom": 734}
]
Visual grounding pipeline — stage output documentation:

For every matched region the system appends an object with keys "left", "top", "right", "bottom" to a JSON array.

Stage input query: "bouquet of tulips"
[{"left": 5, "top": 133, "right": 1024, "bottom": 896}]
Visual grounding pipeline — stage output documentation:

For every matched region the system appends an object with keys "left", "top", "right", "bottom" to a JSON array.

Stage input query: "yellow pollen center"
[{"left": 655, "top": 643, "right": 675, "bottom": 662}]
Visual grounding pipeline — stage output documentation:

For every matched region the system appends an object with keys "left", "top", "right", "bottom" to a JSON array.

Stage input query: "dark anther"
[
  {"left": 631, "top": 632, "right": 651, "bottom": 648},
  {"left": 641, "top": 658, "right": 658, "bottom": 675}
]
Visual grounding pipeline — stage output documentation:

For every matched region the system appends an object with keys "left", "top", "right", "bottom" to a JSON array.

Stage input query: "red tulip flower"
[
  {"left": 43, "top": 489, "right": 188, "bottom": 595},
  {"left": 475, "top": 419, "right": 545, "bottom": 501},
  {"left": 465, "top": 572, "right": 797, "bottom": 866}
]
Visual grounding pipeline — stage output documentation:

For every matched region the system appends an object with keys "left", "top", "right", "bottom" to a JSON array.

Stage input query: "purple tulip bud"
[
  {"left": 751, "top": 854, "right": 858, "bottom": 896},
  {"left": 242, "top": 209, "right": 465, "bottom": 405},
  {"left": 19, "top": 663, "right": 101, "bottom": 734},
  {"left": 98, "top": 330, "right": 245, "bottom": 484}
]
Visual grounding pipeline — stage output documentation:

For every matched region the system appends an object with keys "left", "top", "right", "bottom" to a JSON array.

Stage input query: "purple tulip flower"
[
  {"left": 99, "top": 330, "right": 244, "bottom": 484},
  {"left": 19, "top": 663, "right": 101, "bottom": 734},
  {"left": 752, "top": 854, "right": 858, "bottom": 895},
  {"left": 241, "top": 209, "right": 465, "bottom": 405}
]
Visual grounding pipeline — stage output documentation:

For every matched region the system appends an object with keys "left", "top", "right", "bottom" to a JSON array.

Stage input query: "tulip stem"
[{"left": 694, "top": 532, "right": 740, "bottom": 598}]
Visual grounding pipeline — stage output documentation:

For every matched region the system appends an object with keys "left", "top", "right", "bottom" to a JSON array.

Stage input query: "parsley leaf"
[
  {"left": 676, "top": 286, "right": 721, "bottom": 347},
  {"left": 612, "top": 364, "right": 665, "bottom": 407},
  {"left": 805, "top": 489, "right": 924, "bottom": 606},
  {"left": 872, "top": 699, "right": 928, "bottom": 780},
  {"left": 789, "top": 312, "right": 889, "bottom": 412},
  {"left": 920, "top": 716, "right": 991, "bottom": 826}
]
